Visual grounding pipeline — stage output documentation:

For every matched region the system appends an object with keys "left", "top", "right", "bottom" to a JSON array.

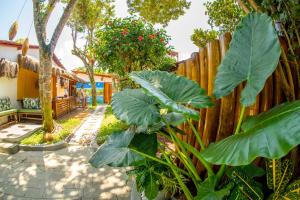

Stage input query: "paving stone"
[
  {"left": 23, "top": 187, "right": 45, "bottom": 198},
  {"left": 0, "top": 107, "right": 131, "bottom": 200}
]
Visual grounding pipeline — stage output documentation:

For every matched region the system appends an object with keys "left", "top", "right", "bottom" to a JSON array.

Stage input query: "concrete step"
[{"left": 0, "top": 142, "right": 19, "bottom": 154}]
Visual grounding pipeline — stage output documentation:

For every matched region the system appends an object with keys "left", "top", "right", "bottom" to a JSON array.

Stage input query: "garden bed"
[
  {"left": 96, "top": 106, "right": 127, "bottom": 145},
  {"left": 20, "top": 108, "right": 93, "bottom": 146}
]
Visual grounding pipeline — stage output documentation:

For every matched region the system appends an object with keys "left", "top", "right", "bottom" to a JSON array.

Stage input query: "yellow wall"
[{"left": 17, "top": 68, "right": 39, "bottom": 99}]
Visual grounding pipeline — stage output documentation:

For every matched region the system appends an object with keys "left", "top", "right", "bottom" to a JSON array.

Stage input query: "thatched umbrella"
[{"left": 0, "top": 58, "right": 19, "bottom": 78}]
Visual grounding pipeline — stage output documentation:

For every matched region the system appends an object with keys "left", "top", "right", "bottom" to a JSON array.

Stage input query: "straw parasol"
[{"left": 0, "top": 58, "right": 19, "bottom": 78}]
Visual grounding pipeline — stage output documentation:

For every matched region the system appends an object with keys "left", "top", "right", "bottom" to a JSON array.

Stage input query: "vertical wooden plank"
[
  {"left": 190, "top": 52, "right": 203, "bottom": 166},
  {"left": 202, "top": 40, "right": 221, "bottom": 147},
  {"left": 273, "top": 69, "right": 283, "bottom": 105},
  {"left": 191, "top": 52, "right": 201, "bottom": 83},
  {"left": 185, "top": 59, "right": 194, "bottom": 145},
  {"left": 215, "top": 33, "right": 236, "bottom": 141},
  {"left": 259, "top": 76, "right": 273, "bottom": 112},
  {"left": 196, "top": 47, "right": 208, "bottom": 173}
]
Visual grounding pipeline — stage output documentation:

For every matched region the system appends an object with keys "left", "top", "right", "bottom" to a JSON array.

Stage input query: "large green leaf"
[
  {"left": 195, "top": 176, "right": 232, "bottom": 200},
  {"left": 89, "top": 130, "right": 157, "bottom": 167},
  {"left": 266, "top": 159, "right": 293, "bottom": 196},
  {"left": 130, "top": 70, "right": 213, "bottom": 120},
  {"left": 286, "top": 179, "right": 300, "bottom": 195},
  {"left": 201, "top": 100, "right": 300, "bottom": 165},
  {"left": 144, "top": 171, "right": 159, "bottom": 200},
  {"left": 111, "top": 89, "right": 161, "bottom": 127},
  {"left": 214, "top": 12, "right": 280, "bottom": 106},
  {"left": 227, "top": 167, "right": 264, "bottom": 200}
]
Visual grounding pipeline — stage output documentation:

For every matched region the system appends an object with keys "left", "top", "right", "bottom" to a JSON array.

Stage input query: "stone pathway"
[
  {"left": 69, "top": 105, "right": 106, "bottom": 146},
  {"left": 0, "top": 146, "right": 131, "bottom": 199}
]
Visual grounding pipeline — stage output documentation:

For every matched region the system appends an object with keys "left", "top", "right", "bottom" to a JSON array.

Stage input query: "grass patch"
[
  {"left": 20, "top": 118, "right": 81, "bottom": 145},
  {"left": 97, "top": 106, "right": 127, "bottom": 145}
]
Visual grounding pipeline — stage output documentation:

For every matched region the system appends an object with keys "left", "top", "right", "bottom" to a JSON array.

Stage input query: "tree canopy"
[
  {"left": 127, "top": 0, "right": 191, "bottom": 26},
  {"left": 191, "top": 0, "right": 244, "bottom": 48},
  {"left": 94, "top": 16, "right": 174, "bottom": 77}
]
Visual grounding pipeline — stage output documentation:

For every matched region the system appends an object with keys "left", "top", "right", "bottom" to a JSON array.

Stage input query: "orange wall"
[{"left": 17, "top": 68, "right": 39, "bottom": 99}]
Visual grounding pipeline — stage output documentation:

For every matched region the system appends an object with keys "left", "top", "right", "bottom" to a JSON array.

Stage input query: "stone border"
[{"left": 19, "top": 141, "right": 67, "bottom": 151}]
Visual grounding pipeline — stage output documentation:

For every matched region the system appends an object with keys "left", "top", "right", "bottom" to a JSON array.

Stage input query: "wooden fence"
[{"left": 175, "top": 32, "right": 299, "bottom": 174}]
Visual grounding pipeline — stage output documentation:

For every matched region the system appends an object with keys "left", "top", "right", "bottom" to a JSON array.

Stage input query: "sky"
[{"left": 0, "top": 0, "right": 210, "bottom": 70}]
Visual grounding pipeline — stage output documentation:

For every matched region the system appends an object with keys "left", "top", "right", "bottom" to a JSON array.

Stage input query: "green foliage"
[
  {"left": 265, "top": 158, "right": 300, "bottom": 199},
  {"left": 129, "top": 71, "right": 213, "bottom": 120},
  {"left": 213, "top": 12, "right": 280, "bottom": 106},
  {"left": 127, "top": 0, "right": 191, "bottom": 26},
  {"left": 227, "top": 167, "right": 264, "bottom": 199},
  {"left": 68, "top": 0, "right": 114, "bottom": 32},
  {"left": 127, "top": 160, "right": 182, "bottom": 200},
  {"left": 90, "top": 130, "right": 157, "bottom": 167},
  {"left": 20, "top": 118, "right": 81, "bottom": 145},
  {"left": 191, "top": 0, "right": 244, "bottom": 48},
  {"left": 200, "top": 100, "right": 300, "bottom": 165},
  {"left": 195, "top": 176, "right": 232, "bottom": 200},
  {"left": 96, "top": 106, "right": 128, "bottom": 145},
  {"left": 191, "top": 29, "right": 218, "bottom": 48},
  {"left": 94, "top": 16, "right": 173, "bottom": 77},
  {"left": 204, "top": 0, "right": 244, "bottom": 32}
]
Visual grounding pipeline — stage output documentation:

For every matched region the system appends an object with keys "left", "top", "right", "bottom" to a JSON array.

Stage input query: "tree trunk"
[
  {"left": 87, "top": 66, "right": 97, "bottom": 106},
  {"left": 40, "top": 48, "right": 54, "bottom": 132},
  {"left": 90, "top": 77, "right": 97, "bottom": 106}
]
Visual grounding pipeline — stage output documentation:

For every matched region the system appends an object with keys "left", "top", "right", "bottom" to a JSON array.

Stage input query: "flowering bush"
[{"left": 94, "top": 17, "right": 174, "bottom": 77}]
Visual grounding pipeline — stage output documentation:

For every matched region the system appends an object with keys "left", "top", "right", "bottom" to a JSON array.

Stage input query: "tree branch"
[
  {"left": 247, "top": 0, "right": 260, "bottom": 12},
  {"left": 237, "top": 0, "right": 250, "bottom": 14},
  {"left": 42, "top": 0, "right": 59, "bottom": 26},
  {"left": 49, "top": 0, "right": 78, "bottom": 53},
  {"left": 32, "top": 0, "right": 47, "bottom": 48}
]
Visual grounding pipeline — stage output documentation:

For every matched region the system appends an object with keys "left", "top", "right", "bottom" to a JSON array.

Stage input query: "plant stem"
[
  {"left": 187, "top": 119, "right": 206, "bottom": 150},
  {"left": 162, "top": 152, "right": 193, "bottom": 200},
  {"left": 216, "top": 105, "right": 247, "bottom": 182},
  {"left": 131, "top": 149, "right": 189, "bottom": 176},
  {"left": 169, "top": 132, "right": 202, "bottom": 183},
  {"left": 182, "top": 142, "right": 214, "bottom": 176},
  {"left": 216, "top": 165, "right": 226, "bottom": 184},
  {"left": 234, "top": 106, "right": 246, "bottom": 135}
]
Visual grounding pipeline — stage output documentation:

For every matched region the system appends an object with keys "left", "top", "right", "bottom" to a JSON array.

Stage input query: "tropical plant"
[
  {"left": 127, "top": 159, "right": 183, "bottom": 199},
  {"left": 90, "top": 12, "right": 300, "bottom": 199},
  {"left": 93, "top": 16, "right": 174, "bottom": 88},
  {"left": 265, "top": 158, "right": 300, "bottom": 199}
]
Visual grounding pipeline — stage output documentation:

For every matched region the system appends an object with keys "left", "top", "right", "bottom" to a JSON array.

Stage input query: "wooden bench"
[
  {"left": 18, "top": 109, "right": 43, "bottom": 122},
  {"left": 0, "top": 109, "right": 18, "bottom": 129}
]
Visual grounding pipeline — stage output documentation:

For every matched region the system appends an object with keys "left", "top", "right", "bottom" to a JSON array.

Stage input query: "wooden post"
[{"left": 202, "top": 40, "right": 221, "bottom": 147}]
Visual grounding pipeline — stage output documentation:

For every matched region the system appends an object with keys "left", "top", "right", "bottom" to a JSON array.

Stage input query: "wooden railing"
[
  {"left": 175, "top": 33, "right": 298, "bottom": 173},
  {"left": 52, "top": 96, "right": 77, "bottom": 119}
]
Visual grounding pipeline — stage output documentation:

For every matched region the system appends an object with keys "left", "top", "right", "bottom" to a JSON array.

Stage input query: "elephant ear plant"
[{"left": 89, "top": 12, "right": 300, "bottom": 200}]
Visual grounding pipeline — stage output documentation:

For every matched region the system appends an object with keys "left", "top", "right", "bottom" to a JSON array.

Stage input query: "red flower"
[
  {"left": 160, "top": 38, "right": 164, "bottom": 42},
  {"left": 122, "top": 28, "right": 129, "bottom": 36},
  {"left": 138, "top": 36, "right": 143, "bottom": 41}
]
